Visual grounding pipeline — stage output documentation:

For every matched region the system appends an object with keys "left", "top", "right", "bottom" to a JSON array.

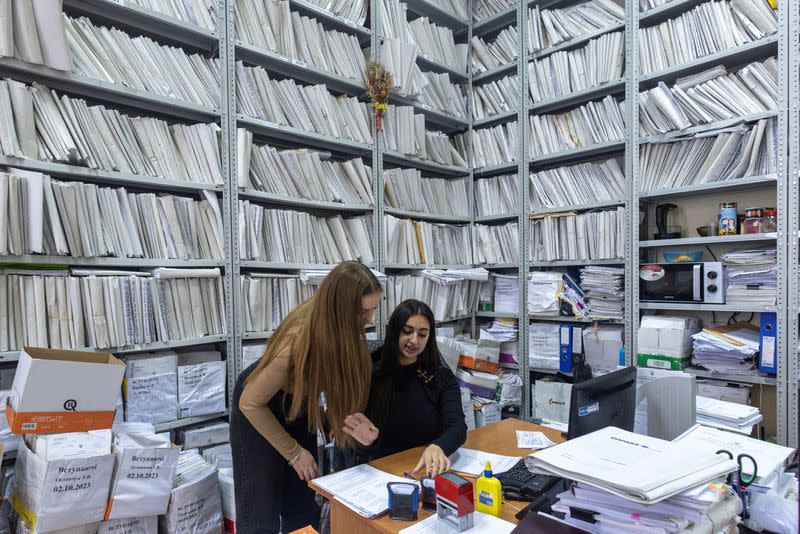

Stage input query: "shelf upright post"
[
  {"left": 220, "top": 0, "right": 242, "bottom": 403},
  {"left": 624, "top": 0, "right": 640, "bottom": 362},
  {"left": 788, "top": 0, "right": 800, "bottom": 449},
  {"left": 468, "top": 0, "right": 478, "bottom": 339},
  {"left": 518, "top": 0, "right": 531, "bottom": 421},
  {"left": 371, "top": 0, "right": 387, "bottom": 340}
]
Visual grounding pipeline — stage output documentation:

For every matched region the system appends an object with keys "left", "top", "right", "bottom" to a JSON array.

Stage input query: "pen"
[{"left": 402, "top": 472, "right": 417, "bottom": 480}]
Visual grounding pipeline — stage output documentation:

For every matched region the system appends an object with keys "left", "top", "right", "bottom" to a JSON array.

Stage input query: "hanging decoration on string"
[{"left": 365, "top": 60, "right": 393, "bottom": 132}]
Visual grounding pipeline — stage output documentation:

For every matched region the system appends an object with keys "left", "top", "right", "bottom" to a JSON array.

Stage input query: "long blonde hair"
[{"left": 247, "top": 262, "right": 381, "bottom": 447}]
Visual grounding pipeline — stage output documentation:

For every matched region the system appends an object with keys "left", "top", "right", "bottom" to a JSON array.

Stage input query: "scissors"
[{"left": 716, "top": 449, "right": 757, "bottom": 518}]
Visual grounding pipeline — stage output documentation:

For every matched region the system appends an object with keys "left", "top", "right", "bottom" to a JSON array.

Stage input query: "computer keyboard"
[{"left": 496, "top": 460, "right": 560, "bottom": 501}]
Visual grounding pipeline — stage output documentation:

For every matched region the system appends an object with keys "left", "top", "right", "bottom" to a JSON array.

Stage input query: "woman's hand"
[
  {"left": 343, "top": 413, "right": 380, "bottom": 446},
  {"left": 411, "top": 444, "right": 451, "bottom": 478},
  {"left": 290, "top": 449, "right": 320, "bottom": 481}
]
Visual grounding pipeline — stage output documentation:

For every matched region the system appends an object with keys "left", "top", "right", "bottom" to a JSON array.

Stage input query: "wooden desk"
[{"left": 310, "top": 419, "right": 565, "bottom": 534}]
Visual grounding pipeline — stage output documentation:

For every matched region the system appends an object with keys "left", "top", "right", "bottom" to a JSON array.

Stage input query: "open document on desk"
[
  {"left": 448, "top": 448, "right": 520, "bottom": 475},
  {"left": 311, "top": 464, "right": 408, "bottom": 518}
]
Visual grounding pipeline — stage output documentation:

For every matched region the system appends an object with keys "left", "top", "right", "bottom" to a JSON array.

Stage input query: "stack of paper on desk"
[
  {"left": 312, "top": 464, "right": 408, "bottom": 518},
  {"left": 473, "top": 74, "right": 518, "bottom": 121},
  {"left": 530, "top": 158, "right": 625, "bottom": 209},
  {"left": 695, "top": 396, "right": 762, "bottom": 434},
  {"left": 691, "top": 323, "right": 760, "bottom": 375},
  {"left": 526, "top": 426, "right": 738, "bottom": 504},
  {"left": 473, "top": 223, "right": 519, "bottom": 265},
  {"left": 471, "top": 26, "right": 518, "bottom": 74},
  {"left": 474, "top": 174, "right": 518, "bottom": 217}
]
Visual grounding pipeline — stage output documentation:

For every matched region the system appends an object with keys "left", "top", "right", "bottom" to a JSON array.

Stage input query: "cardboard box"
[
  {"left": 638, "top": 316, "right": 700, "bottom": 359},
  {"left": 7, "top": 348, "right": 125, "bottom": 434},
  {"left": 458, "top": 337, "right": 500, "bottom": 373},
  {"left": 473, "top": 400, "right": 501, "bottom": 428},
  {"left": 636, "top": 353, "right": 690, "bottom": 371}
]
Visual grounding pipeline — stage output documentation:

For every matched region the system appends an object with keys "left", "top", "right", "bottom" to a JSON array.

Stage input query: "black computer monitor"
[{"left": 567, "top": 366, "right": 637, "bottom": 440}]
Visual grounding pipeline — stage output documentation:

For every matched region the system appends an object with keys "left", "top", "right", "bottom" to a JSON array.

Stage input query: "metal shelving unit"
[{"left": 639, "top": 174, "right": 779, "bottom": 200}]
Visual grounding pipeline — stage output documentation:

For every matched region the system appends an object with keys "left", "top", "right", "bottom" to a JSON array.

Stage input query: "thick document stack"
[
  {"left": 475, "top": 174, "right": 518, "bottom": 217},
  {"left": 473, "top": 0, "right": 515, "bottom": 21},
  {"left": 691, "top": 323, "right": 760, "bottom": 375},
  {"left": 238, "top": 202, "right": 374, "bottom": 263},
  {"left": 64, "top": 17, "right": 220, "bottom": 107},
  {"left": 581, "top": 265, "right": 624, "bottom": 320},
  {"left": 471, "top": 26, "right": 518, "bottom": 74},
  {"left": 640, "top": 0, "right": 778, "bottom": 76},
  {"left": 473, "top": 222, "right": 519, "bottom": 265},
  {"left": 383, "top": 106, "right": 468, "bottom": 166},
  {"left": 428, "top": 0, "right": 469, "bottom": 20},
  {"left": 472, "top": 74, "right": 518, "bottom": 121},
  {"left": 387, "top": 272, "right": 481, "bottom": 321},
  {"left": 692, "top": 399, "right": 763, "bottom": 434},
  {"left": 305, "top": 0, "right": 368, "bottom": 25},
  {"left": 722, "top": 248, "right": 777, "bottom": 306},
  {"left": 384, "top": 214, "right": 472, "bottom": 265},
  {"left": 241, "top": 138, "right": 374, "bottom": 205},
  {"left": 161, "top": 450, "right": 222, "bottom": 534},
  {"left": 529, "top": 96, "right": 625, "bottom": 157},
  {"left": 241, "top": 274, "right": 316, "bottom": 332},
  {"left": 409, "top": 16, "right": 468, "bottom": 73},
  {"left": 529, "top": 207, "right": 625, "bottom": 262},
  {"left": 0, "top": 170, "right": 224, "bottom": 259},
  {"left": 0, "top": 79, "right": 223, "bottom": 185},
  {"left": 379, "top": 38, "right": 428, "bottom": 98},
  {"left": 235, "top": 0, "right": 366, "bottom": 81},
  {"left": 384, "top": 169, "right": 469, "bottom": 216},
  {"left": 639, "top": 59, "right": 778, "bottom": 136},
  {"left": 526, "top": 426, "right": 738, "bottom": 504},
  {"left": 0, "top": 268, "right": 226, "bottom": 351},
  {"left": 468, "top": 122, "right": 518, "bottom": 169},
  {"left": 640, "top": 118, "right": 777, "bottom": 192},
  {"left": 527, "top": 0, "right": 625, "bottom": 53},
  {"left": 128, "top": 0, "right": 218, "bottom": 30},
  {"left": 640, "top": 0, "right": 673, "bottom": 11},
  {"left": 419, "top": 71, "right": 467, "bottom": 119},
  {"left": 530, "top": 158, "right": 625, "bottom": 208},
  {"left": 528, "top": 31, "right": 624, "bottom": 102},
  {"left": 237, "top": 63, "right": 373, "bottom": 144},
  {"left": 0, "top": 0, "right": 71, "bottom": 70}
]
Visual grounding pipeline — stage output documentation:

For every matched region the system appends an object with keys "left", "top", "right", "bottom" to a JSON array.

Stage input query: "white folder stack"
[
  {"left": 722, "top": 248, "right": 777, "bottom": 306},
  {"left": 473, "top": 0, "right": 515, "bottom": 22},
  {"left": 234, "top": 0, "right": 367, "bottom": 81},
  {"left": 1, "top": 0, "right": 72, "bottom": 70},
  {"left": 424, "top": 0, "right": 468, "bottom": 21},
  {"left": 529, "top": 207, "right": 625, "bottom": 262},
  {"left": 419, "top": 72, "right": 467, "bottom": 119},
  {"left": 239, "top": 203, "right": 374, "bottom": 263},
  {"left": 383, "top": 105, "right": 427, "bottom": 156},
  {"left": 64, "top": 16, "right": 219, "bottom": 107},
  {"left": 581, "top": 265, "right": 625, "bottom": 320},
  {"left": 527, "top": 0, "right": 625, "bottom": 53},
  {"left": 529, "top": 96, "right": 625, "bottom": 157},
  {"left": 640, "top": 117, "right": 777, "bottom": 192},
  {"left": 384, "top": 214, "right": 472, "bottom": 265},
  {"left": 240, "top": 273, "right": 317, "bottom": 332},
  {"left": 471, "top": 26, "right": 518, "bottom": 74},
  {"left": 473, "top": 223, "right": 519, "bottom": 265},
  {"left": 472, "top": 74, "right": 518, "bottom": 121},
  {"left": 379, "top": 37, "right": 428, "bottom": 98},
  {"left": 639, "top": 59, "right": 778, "bottom": 137},
  {"left": 639, "top": 0, "right": 777, "bottom": 76},
  {"left": 691, "top": 323, "right": 760, "bottom": 375},
  {"left": 384, "top": 169, "right": 469, "bottom": 216},
  {"left": 237, "top": 63, "right": 373, "bottom": 144},
  {"left": 304, "top": 0, "right": 368, "bottom": 25},
  {"left": 241, "top": 137, "right": 374, "bottom": 205},
  {"left": 468, "top": 122, "right": 518, "bottom": 169},
  {"left": 528, "top": 31, "right": 624, "bottom": 102},
  {"left": 127, "top": 0, "right": 218, "bottom": 30},
  {"left": 474, "top": 174, "right": 518, "bottom": 217},
  {"left": 529, "top": 158, "right": 625, "bottom": 208},
  {"left": 386, "top": 273, "right": 480, "bottom": 321},
  {"left": 161, "top": 450, "right": 222, "bottom": 534}
]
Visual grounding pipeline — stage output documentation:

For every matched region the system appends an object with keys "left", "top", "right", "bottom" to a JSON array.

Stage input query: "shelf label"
[
  {"left": 110, "top": 0, "right": 125, "bottom": 4},
  {"left": 292, "top": 59, "right": 308, "bottom": 68}
]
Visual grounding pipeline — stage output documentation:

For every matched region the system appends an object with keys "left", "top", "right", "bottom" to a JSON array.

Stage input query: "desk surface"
[{"left": 310, "top": 418, "right": 566, "bottom": 534}]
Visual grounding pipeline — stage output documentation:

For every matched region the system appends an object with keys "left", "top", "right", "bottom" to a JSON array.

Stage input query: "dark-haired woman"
[{"left": 343, "top": 299, "right": 467, "bottom": 478}]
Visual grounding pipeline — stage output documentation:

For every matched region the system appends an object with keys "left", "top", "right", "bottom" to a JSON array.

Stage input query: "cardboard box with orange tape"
[{"left": 6, "top": 347, "right": 126, "bottom": 434}]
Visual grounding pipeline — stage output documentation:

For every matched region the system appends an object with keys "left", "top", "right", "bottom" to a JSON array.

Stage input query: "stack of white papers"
[
  {"left": 128, "top": 0, "right": 218, "bottom": 30},
  {"left": 239, "top": 203, "right": 374, "bottom": 263},
  {"left": 527, "top": 0, "right": 625, "bottom": 53},
  {"left": 529, "top": 207, "right": 625, "bottom": 262},
  {"left": 448, "top": 448, "right": 520, "bottom": 475},
  {"left": 492, "top": 274, "right": 520, "bottom": 314},
  {"left": 409, "top": 16, "right": 467, "bottom": 73},
  {"left": 517, "top": 430, "right": 556, "bottom": 449},
  {"left": 474, "top": 173, "right": 518, "bottom": 217},
  {"left": 471, "top": 26, "right": 518, "bottom": 74},
  {"left": 383, "top": 105, "right": 468, "bottom": 166},
  {"left": 529, "top": 158, "right": 624, "bottom": 208},
  {"left": 640, "top": 0, "right": 675, "bottom": 12},
  {"left": 387, "top": 274, "right": 480, "bottom": 321},
  {"left": 384, "top": 214, "right": 472, "bottom": 265},
  {"left": 241, "top": 136, "right": 374, "bottom": 205},
  {"left": 380, "top": 37, "right": 429, "bottom": 98},
  {"left": 162, "top": 450, "right": 222, "bottom": 534},
  {"left": 313, "top": 464, "right": 408, "bottom": 518},
  {"left": 473, "top": 223, "right": 519, "bottom": 265},
  {"left": 473, "top": 0, "right": 514, "bottom": 22},
  {"left": 241, "top": 274, "right": 314, "bottom": 332},
  {"left": 234, "top": 0, "right": 366, "bottom": 81},
  {"left": 439, "top": 267, "right": 490, "bottom": 282},
  {"left": 299, "top": 268, "right": 386, "bottom": 285},
  {"left": 581, "top": 266, "right": 625, "bottom": 320},
  {"left": 722, "top": 248, "right": 777, "bottom": 306},
  {"left": 65, "top": 16, "right": 219, "bottom": 107},
  {"left": 426, "top": 0, "right": 468, "bottom": 21},
  {"left": 472, "top": 74, "right": 518, "bottom": 121},
  {"left": 384, "top": 169, "right": 469, "bottom": 216},
  {"left": 483, "top": 318, "right": 519, "bottom": 342},
  {"left": 2, "top": 1, "right": 71, "bottom": 70},
  {"left": 528, "top": 31, "right": 624, "bottom": 102},
  {"left": 418, "top": 71, "right": 467, "bottom": 119},
  {"left": 639, "top": 117, "right": 777, "bottom": 192},
  {"left": 695, "top": 397, "right": 763, "bottom": 434},
  {"left": 468, "top": 122, "right": 518, "bottom": 169},
  {"left": 639, "top": 59, "right": 777, "bottom": 137},
  {"left": 639, "top": 0, "right": 777, "bottom": 76},
  {"left": 691, "top": 323, "right": 760, "bottom": 374},
  {"left": 529, "top": 96, "right": 625, "bottom": 157},
  {"left": 304, "top": 0, "right": 368, "bottom": 25},
  {"left": 28, "top": 429, "right": 112, "bottom": 460},
  {"left": 237, "top": 63, "right": 373, "bottom": 144},
  {"left": 526, "top": 426, "right": 738, "bottom": 504}
]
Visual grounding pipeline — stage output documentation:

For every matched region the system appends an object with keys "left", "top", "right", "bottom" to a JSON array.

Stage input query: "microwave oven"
[{"left": 639, "top": 262, "right": 725, "bottom": 304}]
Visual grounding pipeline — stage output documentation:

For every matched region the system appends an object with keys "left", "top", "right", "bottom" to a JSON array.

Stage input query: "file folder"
[{"left": 758, "top": 312, "right": 777, "bottom": 375}]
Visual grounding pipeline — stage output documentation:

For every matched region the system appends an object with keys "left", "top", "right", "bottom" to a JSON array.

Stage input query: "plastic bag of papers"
[
  {"left": 161, "top": 451, "right": 222, "bottom": 534},
  {"left": 98, "top": 517, "right": 157, "bottom": 534},
  {"left": 533, "top": 379, "right": 571, "bottom": 422},
  {"left": 528, "top": 323, "right": 560, "bottom": 370},
  {"left": 179, "top": 421, "right": 230, "bottom": 450},
  {"left": 527, "top": 271, "right": 562, "bottom": 314},
  {"left": 178, "top": 359, "right": 226, "bottom": 419},
  {"left": 124, "top": 353, "right": 179, "bottom": 425}
]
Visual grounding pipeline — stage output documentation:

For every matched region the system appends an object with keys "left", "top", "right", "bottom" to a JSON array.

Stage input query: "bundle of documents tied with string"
[{"left": 691, "top": 323, "right": 760, "bottom": 375}]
